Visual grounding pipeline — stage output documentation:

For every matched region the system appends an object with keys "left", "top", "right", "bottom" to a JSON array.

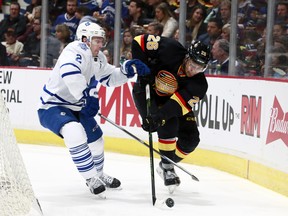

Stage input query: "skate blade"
[
  {"left": 97, "top": 191, "right": 106, "bottom": 199},
  {"left": 156, "top": 166, "right": 164, "bottom": 180},
  {"left": 157, "top": 166, "right": 179, "bottom": 194},
  {"left": 168, "top": 185, "right": 178, "bottom": 194},
  {"left": 106, "top": 186, "right": 122, "bottom": 191}
]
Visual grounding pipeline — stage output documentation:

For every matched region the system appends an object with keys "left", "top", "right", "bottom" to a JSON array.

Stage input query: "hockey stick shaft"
[
  {"left": 97, "top": 113, "right": 199, "bottom": 181},
  {"left": 146, "top": 84, "right": 156, "bottom": 205}
]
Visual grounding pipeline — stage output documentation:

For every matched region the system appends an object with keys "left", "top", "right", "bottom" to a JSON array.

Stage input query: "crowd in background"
[{"left": 0, "top": 0, "right": 287, "bottom": 78}]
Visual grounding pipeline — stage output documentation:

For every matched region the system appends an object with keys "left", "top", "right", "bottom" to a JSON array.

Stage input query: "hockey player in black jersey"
[{"left": 131, "top": 34, "right": 210, "bottom": 193}]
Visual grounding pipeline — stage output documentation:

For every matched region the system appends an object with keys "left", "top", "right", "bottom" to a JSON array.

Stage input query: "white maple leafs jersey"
[{"left": 39, "top": 40, "right": 129, "bottom": 111}]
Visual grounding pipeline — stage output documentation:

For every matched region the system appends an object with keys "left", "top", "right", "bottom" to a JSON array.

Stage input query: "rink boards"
[{"left": 1, "top": 67, "right": 288, "bottom": 197}]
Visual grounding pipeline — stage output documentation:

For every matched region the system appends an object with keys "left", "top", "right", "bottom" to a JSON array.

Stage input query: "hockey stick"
[
  {"left": 145, "top": 84, "right": 157, "bottom": 205},
  {"left": 97, "top": 113, "right": 199, "bottom": 182}
]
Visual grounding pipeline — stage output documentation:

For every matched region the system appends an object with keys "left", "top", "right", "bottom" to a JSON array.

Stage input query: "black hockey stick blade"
[{"left": 97, "top": 113, "right": 199, "bottom": 182}]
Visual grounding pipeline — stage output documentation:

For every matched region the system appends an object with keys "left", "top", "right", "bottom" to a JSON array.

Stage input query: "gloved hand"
[
  {"left": 80, "top": 87, "right": 99, "bottom": 117},
  {"left": 121, "top": 59, "right": 150, "bottom": 78},
  {"left": 142, "top": 113, "right": 166, "bottom": 132}
]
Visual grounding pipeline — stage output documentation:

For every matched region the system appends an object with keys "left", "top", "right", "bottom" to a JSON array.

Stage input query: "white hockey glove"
[{"left": 121, "top": 59, "right": 150, "bottom": 78}]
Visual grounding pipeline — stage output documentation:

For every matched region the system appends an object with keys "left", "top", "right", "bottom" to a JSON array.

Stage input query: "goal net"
[{"left": 0, "top": 93, "right": 42, "bottom": 216}]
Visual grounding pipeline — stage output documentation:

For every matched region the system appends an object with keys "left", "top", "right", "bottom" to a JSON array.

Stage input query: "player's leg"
[
  {"left": 38, "top": 107, "right": 106, "bottom": 197},
  {"left": 175, "top": 112, "right": 200, "bottom": 163},
  {"left": 156, "top": 117, "right": 180, "bottom": 189},
  {"left": 80, "top": 115, "right": 121, "bottom": 189}
]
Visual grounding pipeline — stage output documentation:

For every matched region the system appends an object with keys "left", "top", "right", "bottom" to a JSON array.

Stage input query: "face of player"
[
  {"left": 89, "top": 37, "right": 105, "bottom": 57},
  {"left": 184, "top": 58, "right": 205, "bottom": 77}
]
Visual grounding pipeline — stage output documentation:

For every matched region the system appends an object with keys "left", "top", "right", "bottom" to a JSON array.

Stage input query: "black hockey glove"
[
  {"left": 143, "top": 113, "right": 166, "bottom": 132},
  {"left": 80, "top": 87, "right": 99, "bottom": 118},
  {"left": 121, "top": 59, "right": 150, "bottom": 78},
  {"left": 142, "top": 99, "right": 183, "bottom": 132}
]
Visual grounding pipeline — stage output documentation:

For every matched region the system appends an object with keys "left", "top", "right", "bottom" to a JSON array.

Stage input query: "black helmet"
[{"left": 187, "top": 40, "right": 210, "bottom": 66}]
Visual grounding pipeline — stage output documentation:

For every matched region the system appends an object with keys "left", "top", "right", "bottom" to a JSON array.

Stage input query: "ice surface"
[{"left": 19, "top": 144, "right": 288, "bottom": 216}]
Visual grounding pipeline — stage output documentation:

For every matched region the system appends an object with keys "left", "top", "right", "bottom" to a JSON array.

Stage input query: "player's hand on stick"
[
  {"left": 121, "top": 59, "right": 150, "bottom": 78},
  {"left": 80, "top": 87, "right": 99, "bottom": 117},
  {"left": 143, "top": 113, "right": 166, "bottom": 132}
]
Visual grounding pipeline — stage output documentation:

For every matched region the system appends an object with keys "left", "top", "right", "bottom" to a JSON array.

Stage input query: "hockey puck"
[{"left": 165, "top": 198, "right": 174, "bottom": 208}]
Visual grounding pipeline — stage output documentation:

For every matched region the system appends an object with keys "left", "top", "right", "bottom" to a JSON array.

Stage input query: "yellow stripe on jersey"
[
  {"left": 158, "top": 138, "right": 176, "bottom": 151},
  {"left": 175, "top": 146, "right": 189, "bottom": 159},
  {"left": 134, "top": 35, "right": 145, "bottom": 51},
  {"left": 170, "top": 93, "right": 190, "bottom": 115}
]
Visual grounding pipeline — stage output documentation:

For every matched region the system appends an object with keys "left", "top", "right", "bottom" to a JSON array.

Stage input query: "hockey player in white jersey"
[{"left": 37, "top": 21, "right": 150, "bottom": 198}]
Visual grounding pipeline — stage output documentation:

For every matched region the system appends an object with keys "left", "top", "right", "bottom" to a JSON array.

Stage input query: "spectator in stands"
[
  {"left": 274, "top": 35, "right": 288, "bottom": 51},
  {"left": 242, "top": 7, "right": 259, "bottom": 28},
  {"left": 52, "top": 0, "right": 80, "bottom": 41},
  {"left": 238, "top": 29, "right": 260, "bottom": 75},
  {"left": 204, "top": 0, "right": 221, "bottom": 24},
  {"left": 155, "top": 2, "right": 178, "bottom": 38},
  {"left": 146, "top": 21, "right": 163, "bottom": 36},
  {"left": 101, "top": 22, "right": 114, "bottom": 59},
  {"left": 198, "top": 17, "right": 223, "bottom": 47},
  {"left": 24, "top": 0, "right": 42, "bottom": 22},
  {"left": 186, "top": 5, "right": 207, "bottom": 44},
  {"left": 120, "top": 28, "right": 134, "bottom": 63},
  {"left": 254, "top": 18, "right": 266, "bottom": 40},
  {"left": 268, "top": 45, "right": 288, "bottom": 77},
  {"left": 0, "top": 2, "right": 27, "bottom": 42},
  {"left": 77, "top": 0, "right": 100, "bottom": 14},
  {"left": 273, "top": 23, "right": 287, "bottom": 38},
  {"left": 254, "top": 0, "right": 267, "bottom": 20},
  {"left": 18, "top": 18, "right": 42, "bottom": 67},
  {"left": 237, "top": 0, "right": 256, "bottom": 26},
  {"left": 276, "top": 1, "right": 288, "bottom": 24},
  {"left": 18, "top": 4, "right": 42, "bottom": 44},
  {"left": 126, "top": 0, "right": 149, "bottom": 28},
  {"left": 186, "top": 0, "right": 202, "bottom": 19},
  {"left": 55, "top": 24, "right": 71, "bottom": 54},
  {"left": 45, "top": 33, "right": 61, "bottom": 68},
  {"left": 221, "top": 23, "right": 230, "bottom": 41},
  {"left": 48, "top": 0, "right": 67, "bottom": 24},
  {"left": 130, "top": 24, "right": 146, "bottom": 36},
  {"left": 75, "top": 6, "right": 98, "bottom": 24},
  {"left": 1, "top": 28, "right": 24, "bottom": 66},
  {"left": 145, "top": 0, "right": 167, "bottom": 20},
  {"left": 0, "top": 43, "right": 9, "bottom": 66},
  {"left": 94, "top": 0, "right": 129, "bottom": 28},
  {"left": 25, "top": 5, "right": 42, "bottom": 24},
  {"left": 219, "top": 0, "right": 231, "bottom": 25},
  {"left": 102, "top": 48, "right": 113, "bottom": 64},
  {"left": 209, "top": 38, "right": 246, "bottom": 76},
  {"left": 173, "top": 28, "right": 179, "bottom": 41}
]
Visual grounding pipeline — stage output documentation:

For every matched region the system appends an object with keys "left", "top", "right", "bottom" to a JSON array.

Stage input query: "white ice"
[{"left": 19, "top": 144, "right": 288, "bottom": 216}]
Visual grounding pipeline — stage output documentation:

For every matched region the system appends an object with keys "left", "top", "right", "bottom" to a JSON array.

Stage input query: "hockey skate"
[
  {"left": 86, "top": 177, "right": 106, "bottom": 198},
  {"left": 156, "top": 162, "right": 180, "bottom": 194},
  {"left": 99, "top": 173, "right": 122, "bottom": 190}
]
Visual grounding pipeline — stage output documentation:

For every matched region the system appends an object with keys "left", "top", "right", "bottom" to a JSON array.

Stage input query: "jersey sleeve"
[{"left": 94, "top": 51, "right": 129, "bottom": 87}]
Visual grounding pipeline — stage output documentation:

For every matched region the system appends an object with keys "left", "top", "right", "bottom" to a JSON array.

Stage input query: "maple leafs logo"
[{"left": 266, "top": 96, "right": 288, "bottom": 147}]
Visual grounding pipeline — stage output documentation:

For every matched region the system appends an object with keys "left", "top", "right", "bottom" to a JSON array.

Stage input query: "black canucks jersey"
[{"left": 132, "top": 34, "right": 208, "bottom": 117}]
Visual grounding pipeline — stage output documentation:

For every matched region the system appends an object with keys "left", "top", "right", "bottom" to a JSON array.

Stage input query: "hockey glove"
[
  {"left": 80, "top": 87, "right": 99, "bottom": 118},
  {"left": 121, "top": 59, "right": 150, "bottom": 78},
  {"left": 143, "top": 113, "right": 166, "bottom": 132}
]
